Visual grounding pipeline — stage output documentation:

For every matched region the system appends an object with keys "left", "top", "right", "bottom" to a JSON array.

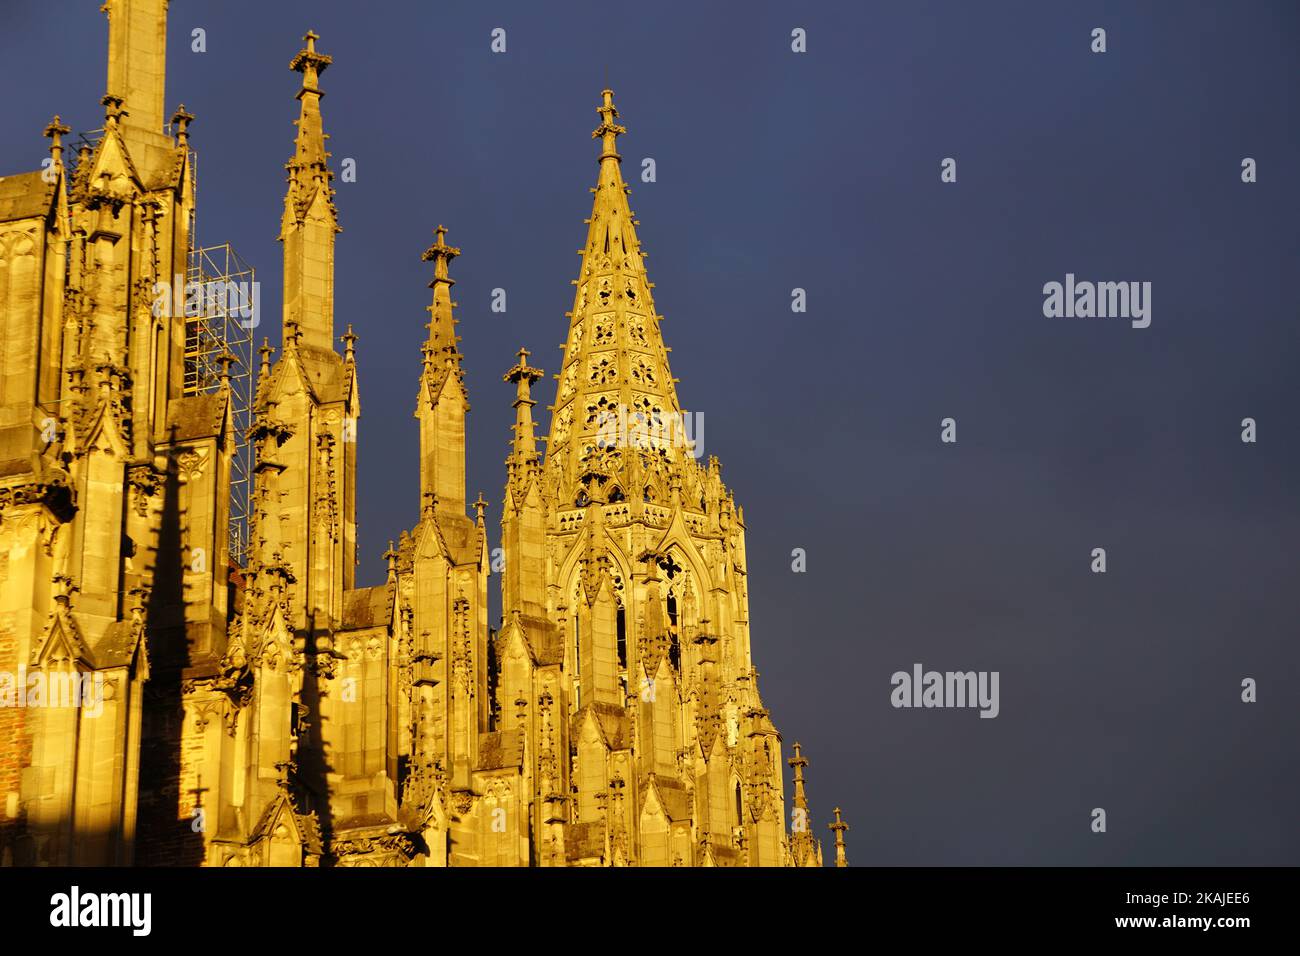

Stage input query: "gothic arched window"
[
  {"left": 616, "top": 605, "right": 626, "bottom": 669},
  {"left": 666, "top": 591, "right": 680, "bottom": 670}
]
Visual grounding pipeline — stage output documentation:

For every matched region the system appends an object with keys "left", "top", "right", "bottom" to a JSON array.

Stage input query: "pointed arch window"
[
  {"left": 666, "top": 591, "right": 680, "bottom": 671},
  {"left": 616, "top": 605, "right": 627, "bottom": 669}
]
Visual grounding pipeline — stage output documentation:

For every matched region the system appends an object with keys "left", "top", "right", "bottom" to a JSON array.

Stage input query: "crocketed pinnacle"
[
  {"left": 283, "top": 31, "right": 336, "bottom": 223},
  {"left": 280, "top": 31, "right": 340, "bottom": 353},
  {"left": 504, "top": 346, "right": 543, "bottom": 467},
  {"left": 422, "top": 225, "right": 462, "bottom": 380}
]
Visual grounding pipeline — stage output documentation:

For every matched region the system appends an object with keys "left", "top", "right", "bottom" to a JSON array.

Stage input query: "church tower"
[{"left": 494, "top": 90, "right": 794, "bottom": 866}]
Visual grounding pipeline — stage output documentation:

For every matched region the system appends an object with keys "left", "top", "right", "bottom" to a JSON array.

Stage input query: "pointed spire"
[
  {"left": 504, "top": 346, "right": 544, "bottom": 466},
  {"left": 280, "top": 30, "right": 339, "bottom": 353},
  {"left": 414, "top": 226, "right": 469, "bottom": 521},
  {"left": 422, "top": 225, "right": 462, "bottom": 377},
  {"left": 545, "top": 90, "right": 684, "bottom": 503},
  {"left": 829, "top": 807, "right": 849, "bottom": 867},
  {"left": 286, "top": 30, "right": 333, "bottom": 174},
  {"left": 472, "top": 492, "right": 488, "bottom": 525}
]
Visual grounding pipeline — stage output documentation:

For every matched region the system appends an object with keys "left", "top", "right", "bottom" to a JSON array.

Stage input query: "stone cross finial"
[{"left": 290, "top": 30, "right": 332, "bottom": 91}]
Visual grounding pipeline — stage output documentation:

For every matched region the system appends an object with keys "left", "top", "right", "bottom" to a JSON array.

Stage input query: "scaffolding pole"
[{"left": 185, "top": 242, "right": 256, "bottom": 567}]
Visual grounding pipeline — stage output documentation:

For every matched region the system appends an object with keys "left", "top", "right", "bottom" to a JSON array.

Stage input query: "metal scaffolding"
[{"left": 185, "top": 242, "right": 255, "bottom": 567}]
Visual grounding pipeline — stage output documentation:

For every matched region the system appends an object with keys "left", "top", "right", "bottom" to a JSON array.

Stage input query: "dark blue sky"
[{"left": 2, "top": 0, "right": 1297, "bottom": 865}]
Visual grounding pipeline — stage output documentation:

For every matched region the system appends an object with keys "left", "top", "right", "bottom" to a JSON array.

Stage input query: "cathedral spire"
[
  {"left": 544, "top": 89, "right": 685, "bottom": 502},
  {"left": 280, "top": 30, "right": 340, "bottom": 353}
]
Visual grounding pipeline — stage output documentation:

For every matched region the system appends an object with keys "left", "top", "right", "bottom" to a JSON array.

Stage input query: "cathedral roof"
[
  {"left": 340, "top": 584, "right": 393, "bottom": 630},
  {"left": 477, "top": 729, "right": 525, "bottom": 771},
  {"left": 564, "top": 820, "right": 607, "bottom": 863},
  {"left": 165, "top": 392, "right": 229, "bottom": 441}
]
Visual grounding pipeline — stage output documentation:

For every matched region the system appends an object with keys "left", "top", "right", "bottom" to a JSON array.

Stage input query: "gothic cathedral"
[{"left": 0, "top": 0, "right": 844, "bottom": 867}]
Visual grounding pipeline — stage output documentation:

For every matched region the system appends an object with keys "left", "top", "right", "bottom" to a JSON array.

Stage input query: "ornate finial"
[
  {"left": 504, "top": 346, "right": 544, "bottom": 393},
  {"left": 383, "top": 539, "right": 398, "bottom": 577},
  {"left": 259, "top": 338, "right": 274, "bottom": 376},
  {"left": 43, "top": 115, "right": 71, "bottom": 170},
  {"left": 217, "top": 351, "right": 236, "bottom": 387},
  {"left": 829, "top": 807, "right": 850, "bottom": 867},
  {"left": 592, "top": 88, "right": 626, "bottom": 162},
  {"left": 421, "top": 224, "right": 461, "bottom": 281},
  {"left": 342, "top": 324, "right": 357, "bottom": 361},
  {"left": 290, "top": 30, "right": 332, "bottom": 92},
  {"left": 101, "top": 93, "right": 127, "bottom": 127},
  {"left": 472, "top": 492, "right": 488, "bottom": 524},
  {"left": 170, "top": 104, "right": 195, "bottom": 146}
]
